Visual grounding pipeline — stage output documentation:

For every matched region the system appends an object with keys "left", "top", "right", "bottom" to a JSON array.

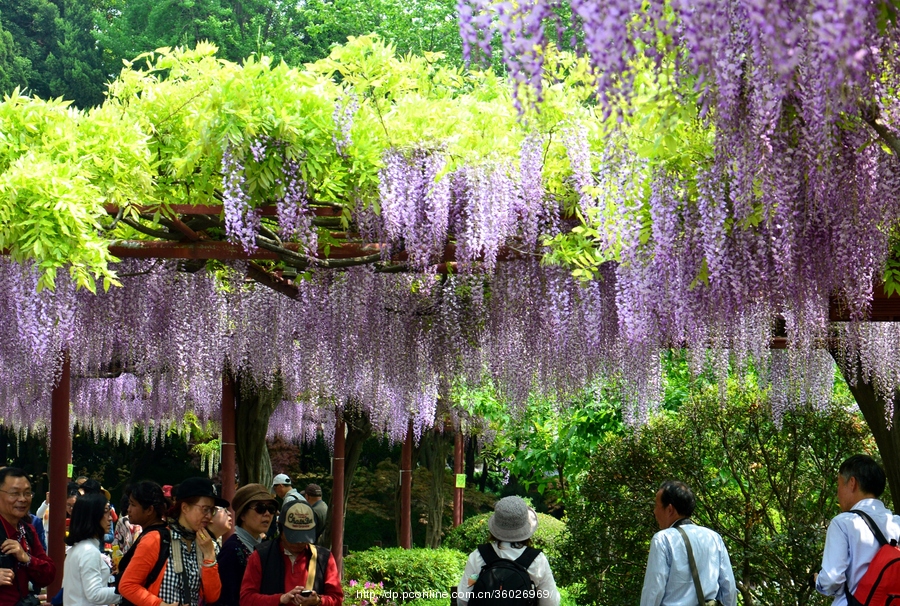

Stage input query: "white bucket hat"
[{"left": 488, "top": 496, "right": 538, "bottom": 543}]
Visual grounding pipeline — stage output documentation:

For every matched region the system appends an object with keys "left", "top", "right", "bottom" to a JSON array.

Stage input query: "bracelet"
[{"left": 202, "top": 559, "right": 216, "bottom": 567}]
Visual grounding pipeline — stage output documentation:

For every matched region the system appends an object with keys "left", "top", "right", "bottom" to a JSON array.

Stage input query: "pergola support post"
[
  {"left": 399, "top": 420, "right": 413, "bottom": 549},
  {"left": 48, "top": 352, "right": 71, "bottom": 596},
  {"left": 332, "top": 415, "right": 346, "bottom": 572},
  {"left": 221, "top": 372, "right": 236, "bottom": 539},
  {"left": 453, "top": 431, "right": 463, "bottom": 527}
]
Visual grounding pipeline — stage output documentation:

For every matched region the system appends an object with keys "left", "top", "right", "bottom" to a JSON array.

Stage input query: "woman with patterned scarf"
[
  {"left": 216, "top": 484, "right": 277, "bottom": 606},
  {"left": 119, "top": 478, "right": 227, "bottom": 606}
]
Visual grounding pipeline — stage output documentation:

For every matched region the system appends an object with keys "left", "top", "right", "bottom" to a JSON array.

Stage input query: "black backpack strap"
[
  {"left": 851, "top": 510, "right": 890, "bottom": 546},
  {"left": 477, "top": 544, "right": 499, "bottom": 567},
  {"left": 148, "top": 528, "right": 171, "bottom": 586},
  {"left": 513, "top": 547, "right": 541, "bottom": 571},
  {"left": 118, "top": 526, "right": 170, "bottom": 588}
]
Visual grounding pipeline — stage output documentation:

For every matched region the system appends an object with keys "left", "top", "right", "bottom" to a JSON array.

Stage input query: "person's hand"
[
  {"left": 0, "top": 567, "right": 14, "bottom": 586},
  {"left": 195, "top": 528, "right": 215, "bottom": 561},
  {"left": 1, "top": 539, "right": 29, "bottom": 564},
  {"left": 296, "top": 591, "right": 319, "bottom": 606},
  {"left": 280, "top": 587, "right": 304, "bottom": 604}
]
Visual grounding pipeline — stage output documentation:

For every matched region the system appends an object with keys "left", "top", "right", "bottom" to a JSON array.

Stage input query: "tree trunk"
[
  {"left": 479, "top": 456, "right": 489, "bottom": 493},
  {"left": 396, "top": 421, "right": 414, "bottom": 548},
  {"left": 234, "top": 375, "right": 282, "bottom": 487},
  {"left": 465, "top": 435, "right": 477, "bottom": 484},
  {"left": 419, "top": 426, "right": 452, "bottom": 548},
  {"left": 831, "top": 351, "right": 900, "bottom": 505},
  {"left": 319, "top": 404, "right": 372, "bottom": 548}
]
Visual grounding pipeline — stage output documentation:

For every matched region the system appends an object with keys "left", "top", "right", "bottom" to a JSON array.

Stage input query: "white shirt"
[
  {"left": 62, "top": 538, "right": 122, "bottom": 606},
  {"left": 456, "top": 542, "right": 560, "bottom": 606},
  {"left": 817, "top": 498, "right": 900, "bottom": 605},
  {"left": 640, "top": 522, "right": 737, "bottom": 606}
]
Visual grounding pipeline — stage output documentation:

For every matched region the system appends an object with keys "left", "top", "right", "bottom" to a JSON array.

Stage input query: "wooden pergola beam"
[
  {"left": 103, "top": 203, "right": 344, "bottom": 218},
  {"left": 829, "top": 284, "right": 900, "bottom": 322},
  {"left": 109, "top": 240, "right": 386, "bottom": 260}
]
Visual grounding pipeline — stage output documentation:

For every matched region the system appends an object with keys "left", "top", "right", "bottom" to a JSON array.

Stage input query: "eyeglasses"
[
  {"left": 250, "top": 503, "right": 277, "bottom": 515},
  {"left": 0, "top": 490, "right": 33, "bottom": 500},
  {"left": 189, "top": 504, "right": 216, "bottom": 517}
]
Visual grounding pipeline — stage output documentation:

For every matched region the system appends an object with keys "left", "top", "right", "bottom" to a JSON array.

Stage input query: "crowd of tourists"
[
  {"left": 0, "top": 469, "right": 339, "bottom": 606},
  {"left": 0, "top": 454, "right": 896, "bottom": 606}
]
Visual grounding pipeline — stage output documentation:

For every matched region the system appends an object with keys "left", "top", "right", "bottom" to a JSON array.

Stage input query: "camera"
[
  {"left": 300, "top": 591, "right": 313, "bottom": 598},
  {"left": 0, "top": 554, "right": 17, "bottom": 570}
]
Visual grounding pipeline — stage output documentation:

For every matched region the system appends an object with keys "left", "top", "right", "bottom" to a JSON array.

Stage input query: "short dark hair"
[
  {"left": 80, "top": 479, "right": 103, "bottom": 495},
  {"left": 0, "top": 468, "right": 31, "bottom": 488},
  {"left": 126, "top": 481, "right": 168, "bottom": 519},
  {"left": 66, "top": 493, "right": 108, "bottom": 546},
  {"left": 839, "top": 455, "right": 886, "bottom": 498},
  {"left": 659, "top": 480, "right": 696, "bottom": 517}
]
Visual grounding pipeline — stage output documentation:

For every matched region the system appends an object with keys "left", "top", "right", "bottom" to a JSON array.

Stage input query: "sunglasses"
[{"left": 250, "top": 503, "right": 277, "bottom": 515}]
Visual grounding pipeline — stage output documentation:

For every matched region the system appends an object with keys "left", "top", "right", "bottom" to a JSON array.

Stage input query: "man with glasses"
[{"left": 0, "top": 467, "right": 56, "bottom": 606}]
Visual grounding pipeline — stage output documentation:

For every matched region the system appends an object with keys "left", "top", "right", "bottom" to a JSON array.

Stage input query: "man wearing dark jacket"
[{"left": 0, "top": 467, "right": 56, "bottom": 606}]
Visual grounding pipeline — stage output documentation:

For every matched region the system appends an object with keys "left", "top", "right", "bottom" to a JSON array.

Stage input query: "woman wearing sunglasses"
[
  {"left": 119, "top": 477, "right": 227, "bottom": 606},
  {"left": 216, "top": 485, "right": 278, "bottom": 606}
]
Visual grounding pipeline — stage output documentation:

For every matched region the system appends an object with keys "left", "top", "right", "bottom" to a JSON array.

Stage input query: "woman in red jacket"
[{"left": 119, "top": 478, "right": 228, "bottom": 606}]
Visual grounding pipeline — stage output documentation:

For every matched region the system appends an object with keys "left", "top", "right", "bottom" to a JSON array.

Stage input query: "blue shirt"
[
  {"left": 640, "top": 522, "right": 737, "bottom": 606},
  {"left": 817, "top": 498, "right": 900, "bottom": 606}
]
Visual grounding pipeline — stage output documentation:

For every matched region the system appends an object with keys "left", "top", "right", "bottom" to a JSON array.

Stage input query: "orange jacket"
[{"left": 119, "top": 529, "right": 222, "bottom": 606}]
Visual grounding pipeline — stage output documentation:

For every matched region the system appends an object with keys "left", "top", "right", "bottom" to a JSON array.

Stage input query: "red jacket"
[
  {"left": 240, "top": 545, "right": 343, "bottom": 606},
  {"left": 0, "top": 517, "right": 56, "bottom": 606}
]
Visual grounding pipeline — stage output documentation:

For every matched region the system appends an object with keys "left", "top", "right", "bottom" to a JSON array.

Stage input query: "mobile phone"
[{"left": 300, "top": 590, "right": 313, "bottom": 598}]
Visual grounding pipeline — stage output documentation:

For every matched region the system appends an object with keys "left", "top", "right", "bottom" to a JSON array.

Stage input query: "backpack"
[
  {"left": 469, "top": 544, "right": 540, "bottom": 606},
  {"left": 115, "top": 525, "right": 172, "bottom": 606},
  {"left": 846, "top": 510, "right": 900, "bottom": 606}
]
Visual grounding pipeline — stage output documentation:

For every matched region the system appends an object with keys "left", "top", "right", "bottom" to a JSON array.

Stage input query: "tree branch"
[
  {"left": 254, "top": 235, "right": 311, "bottom": 269},
  {"left": 122, "top": 218, "right": 183, "bottom": 241},
  {"left": 313, "top": 253, "right": 384, "bottom": 268},
  {"left": 861, "top": 104, "right": 900, "bottom": 158}
]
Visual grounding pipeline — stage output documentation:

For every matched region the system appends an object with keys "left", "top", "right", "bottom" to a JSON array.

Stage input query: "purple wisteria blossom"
[{"left": 222, "top": 145, "right": 261, "bottom": 253}]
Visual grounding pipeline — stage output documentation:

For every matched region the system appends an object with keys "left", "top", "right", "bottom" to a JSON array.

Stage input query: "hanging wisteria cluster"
[
  {"left": 460, "top": 0, "right": 900, "bottom": 317},
  {"left": 378, "top": 136, "right": 558, "bottom": 273},
  {"left": 3, "top": 146, "right": 896, "bottom": 442},
  {"left": 0, "top": 251, "right": 660, "bottom": 439},
  {"left": 448, "top": 1, "right": 900, "bottom": 420}
]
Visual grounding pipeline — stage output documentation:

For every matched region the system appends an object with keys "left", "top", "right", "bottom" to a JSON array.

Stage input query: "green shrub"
[
  {"left": 344, "top": 547, "right": 467, "bottom": 599},
  {"left": 443, "top": 512, "right": 565, "bottom": 567},
  {"left": 558, "top": 584, "right": 583, "bottom": 606},
  {"left": 558, "top": 382, "right": 874, "bottom": 606},
  {"left": 343, "top": 580, "right": 386, "bottom": 606}
]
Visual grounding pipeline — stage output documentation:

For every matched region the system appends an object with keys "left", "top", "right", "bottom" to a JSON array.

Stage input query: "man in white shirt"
[
  {"left": 640, "top": 481, "right": 737, "bottom": 606},
  {"left": 816, "top": 454, "right": 900, "bottom": 605}
]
